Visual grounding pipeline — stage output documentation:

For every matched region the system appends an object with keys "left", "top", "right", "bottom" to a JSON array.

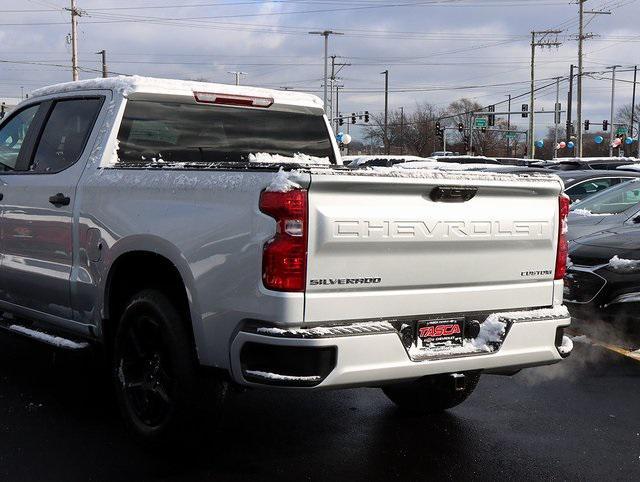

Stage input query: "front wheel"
[
  {"left": 112, "top": 289, "right": 224, "bottom": 444},
  {"left": 382, "top": 372, "right": 481, "bottom": 414}
]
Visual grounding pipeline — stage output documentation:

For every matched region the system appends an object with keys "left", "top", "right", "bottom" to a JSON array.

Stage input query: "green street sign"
[
  {"left": 616, "top": 126, "right": 628, "bottom": 136},
  {"left": 505, "top": 133, "right": 517, "bottom": 139},
  {"left": 474, "top": 117, "right": 488, "bottom": 128}
]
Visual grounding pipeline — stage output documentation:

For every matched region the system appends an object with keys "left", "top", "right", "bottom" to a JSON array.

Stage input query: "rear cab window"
[
  {"left": 31, "top": 98, "right": 104, "bottom": 173},
  {"left": 116, "top": 100, "right": 336, "bottom": 166}
]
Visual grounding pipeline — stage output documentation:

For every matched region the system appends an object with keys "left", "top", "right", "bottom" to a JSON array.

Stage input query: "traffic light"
[
  {"left": 436, "top": 121, "right": 441, "bottom": 132},
  {"left": 458, "top": 122, "right": 464, "bottom": 133},
  {"left": 603, "top": 120, "right": 609, "bottom": 131},
  {"left": 351, "top": 113, "right": 356, "bottom": 124},
  {"left": 584, "top": 120, "right": 590, "bottom": 131},
  {"left": 436, "top": 127, "right": 444, "bottom": 139},
  {"left": 339, "top": 115, "right": 344, "bottom": 126},
  {"left": 521, "top": 104, "right": 529, "bottom": 118},
  {"left": 364, "top": 111, "right": 369, "bottom": 123},
  {"left": 488, "top": 105, "right": 495, "bottom": 127}
]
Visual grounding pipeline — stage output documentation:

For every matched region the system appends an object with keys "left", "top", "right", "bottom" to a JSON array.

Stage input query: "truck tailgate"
[{"left": 304, "top": 170, "right": 563, "bottom": 323}]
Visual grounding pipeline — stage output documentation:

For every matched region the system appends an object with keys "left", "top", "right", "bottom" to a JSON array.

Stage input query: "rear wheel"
[
  {"left": 382, "top": 372, "right": 481, "bottom": 414},
  {"left": 112, "top": 289, "right": 225, "bottom": 444}
]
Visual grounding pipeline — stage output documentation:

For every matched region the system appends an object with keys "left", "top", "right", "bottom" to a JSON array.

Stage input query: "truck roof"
[{"left": 30, "top": 75, "right": 324, "bottom": 110}]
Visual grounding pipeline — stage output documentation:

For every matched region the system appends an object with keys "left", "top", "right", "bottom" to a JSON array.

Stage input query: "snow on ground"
[
  {"left": 8, "top": 325, "right": 89, "bottom": 350},
  {"left": 608, "top": 255, "right": 640, "bottom": 273}
]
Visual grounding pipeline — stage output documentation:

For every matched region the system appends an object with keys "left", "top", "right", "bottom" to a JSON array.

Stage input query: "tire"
[
  {"left": 382, "top": 372, "right": 481, "bottom": 414},
  {"left": 112, "top": 289, "right": 225, "bottom": 445}
]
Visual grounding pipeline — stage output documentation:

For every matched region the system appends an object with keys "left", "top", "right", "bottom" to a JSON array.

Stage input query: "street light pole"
[
  {"left": 554, "top": 77, "right": 560, "bottom": 159},
  {"left": 96, "top": 50, "right": 107, "bottom": 78},
  {"left": 381, "top": 69, "right": 389, "bottom": 154},
  {"left": 529, "top": 30, "right": 562, "bottom": 158},
  {"left": 609, "top": 65, "right": 621, "bottom": 157},
  {"left": 309, "top": 30, "right": 342, "bottom": 112}
]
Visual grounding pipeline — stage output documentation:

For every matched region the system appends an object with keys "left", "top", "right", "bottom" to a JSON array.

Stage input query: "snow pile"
[
  {"left": 8, "top": 325, "right": 89, "bottom": 350},
  {"left": 245, "top": 370, "right": 321, "bottom": 382},
  {"left": 471, "top": 314, "right": 507, "bottom": 351},
  {"left": 248, "top": 152, "right": 330, "bottom": 165},
  {"left": 558, "top": 336, "right": 574, "bottom": 356},
  {"left": 608, "top": 255, "right": 640, "bottom": 273},
  {"left": 571, "top": 208, "right": 612, "bottom": 217},
  {"left": 265, "top": 167, "right": 302, "bottom": 192}
]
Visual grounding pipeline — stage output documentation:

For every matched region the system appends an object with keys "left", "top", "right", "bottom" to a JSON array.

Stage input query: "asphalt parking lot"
[{"left": 0, "top": 334, "right": 638, "bottom": 482}]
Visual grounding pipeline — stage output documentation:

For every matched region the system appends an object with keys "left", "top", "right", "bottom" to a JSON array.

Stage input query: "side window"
[
  {"left": 0, "top": 104, "right": 39, "bottom": 172},
  {"left": 30, "top": 98, "right": 103, "bottom": 173}
]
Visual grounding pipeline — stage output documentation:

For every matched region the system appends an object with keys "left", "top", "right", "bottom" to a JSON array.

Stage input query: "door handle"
[{"left": 49, "top": 193, "right": 70, "bottom": 207}]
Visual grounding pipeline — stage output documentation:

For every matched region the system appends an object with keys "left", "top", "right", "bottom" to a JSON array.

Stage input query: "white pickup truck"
[{"left": 0, "top": 76, "right": 571, "bottom": 443}]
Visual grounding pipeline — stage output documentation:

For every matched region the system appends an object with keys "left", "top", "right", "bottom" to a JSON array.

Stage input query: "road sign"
[
  {"left": 616, "top": 126, "right": 628, "bottom": 136},
  {"left": 505, "top": 132, "right": 517, "bottom": 139},
  {"left": 474, "top": 117, "right": 488, "bottom": 128}
]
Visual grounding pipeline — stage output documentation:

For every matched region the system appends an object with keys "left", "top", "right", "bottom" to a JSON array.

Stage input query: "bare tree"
[{"left": 363, "top": 103, "right": 445, "bottom": 156}]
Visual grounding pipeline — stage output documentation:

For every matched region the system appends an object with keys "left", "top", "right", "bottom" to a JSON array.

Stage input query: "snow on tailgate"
[{"left": 310, "top": 165, "right": 561, "bottom": 184}]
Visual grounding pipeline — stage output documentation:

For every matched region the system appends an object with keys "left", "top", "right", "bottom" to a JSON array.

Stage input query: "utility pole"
[
  {"left": 529, "top": 30, "right": 562, "bottom": 158},
  {"left": 609, "top": 65, "right": 621, "bottom": 157},
  {"left": 400, "top": 106, "right": 404, "bottom": 155},
  {"left": 335, "top": 84, "right": 340, "bottom": 133},
  {"left": 631, "top": 65, "right": 637, "bottom": 139},
  {"left": 567, "top": 64, "right": 574, "bottom": 139},
  {"left": 66, "top": 0, "right": 83, "bottom": 81},
  {"left": 381, "top": 69, "right": 389, "bottom": 154},
  {"left": 328, "top": 55, "right": 350, "bottom": 132},
  {"left": 576, "top": 1, "right": 611, "bottom": 156},
  {"left": 554, "top": 77, "right": 561, "bottom": 159},
  {"left": 96, "top": 50, "right": 108, "bottom": 78},
  {"left": 506, "top": 94, "right": 511, "bottom": 156},
  {"left": 227, "top": 71, "right": 246, "bottom": 85},
  {"left": 309, "top": 30, "right": 342, "bottom": 111}
]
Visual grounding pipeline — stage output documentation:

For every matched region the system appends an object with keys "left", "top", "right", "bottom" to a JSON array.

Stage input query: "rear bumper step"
[{"left": 230, "top": 308, "right": 572, "bottom": 388}]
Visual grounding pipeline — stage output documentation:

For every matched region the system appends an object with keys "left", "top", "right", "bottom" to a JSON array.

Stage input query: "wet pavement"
[{"left": 0, "top": 334, "right": 638, "bottom": 481}]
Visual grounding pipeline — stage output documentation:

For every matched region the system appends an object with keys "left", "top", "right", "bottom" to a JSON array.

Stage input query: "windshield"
[
  {"left": 117, "top": 100, "right": 335, "bottom": 165},
  {"left": 571, "top": 179, "right": 640, "bottom": 215}
]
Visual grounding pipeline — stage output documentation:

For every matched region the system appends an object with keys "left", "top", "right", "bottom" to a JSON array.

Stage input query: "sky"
[{"left": 0, "top": 0, "right": 639, "bottom": 142}]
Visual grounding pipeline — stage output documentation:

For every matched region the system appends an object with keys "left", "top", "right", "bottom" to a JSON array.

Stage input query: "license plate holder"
[{"left": 417, "top": 318, "right": 465, "bottom": 348}]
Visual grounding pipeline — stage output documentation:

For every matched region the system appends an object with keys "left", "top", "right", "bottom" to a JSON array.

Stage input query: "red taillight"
[
  {"left": 193, "top": 91, "right": 273, "bottom": 108},
  {"left": 555, "top": 194, "right": 570, "bottom": 280},
  {"left": 259, "top": 189, "right": 308, "bottom": 292}
]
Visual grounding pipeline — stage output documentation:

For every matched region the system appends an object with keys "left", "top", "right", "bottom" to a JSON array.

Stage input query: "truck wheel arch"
[{"left": 102, "top": 244, "right": 202, "bottom": 361}]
